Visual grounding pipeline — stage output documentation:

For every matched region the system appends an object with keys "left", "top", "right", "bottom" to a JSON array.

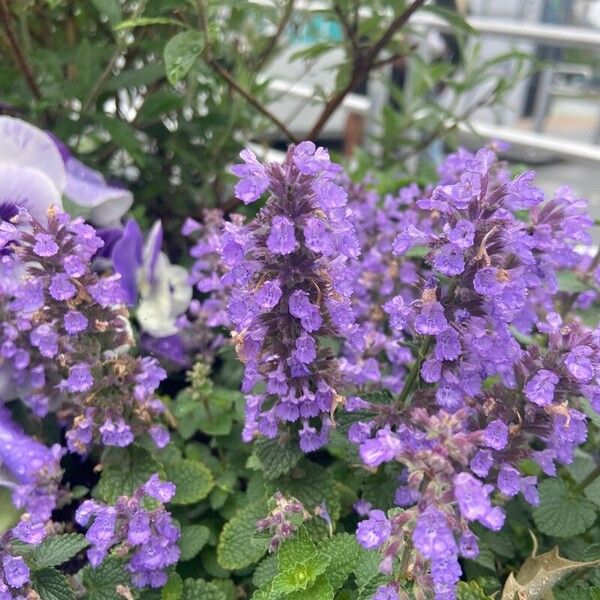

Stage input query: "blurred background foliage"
[{"left": 0, "top": 0, "right": 529, "bottom": 253}]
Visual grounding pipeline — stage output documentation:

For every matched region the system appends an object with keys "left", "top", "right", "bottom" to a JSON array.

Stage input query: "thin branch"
[
  {"left": 332, "top": 1, "right": 359, "bottom": 58},
  {"left": 253, "top": 0, "right": 295, "bottom": 71},
  {"left": 307, "top": 0, "right": 427, "bottom": 141},
  {"left": 196, "top": 0, "right": 298, "bottom": 143},
  {"left": 0, "top": 0, "right": 42, "bottom": 99},
  {"left": 80, "top": 1, "right": 146, "bottom": 115},
  {"left": 208, "top": 57, "right": 298, "bottom": 143}
]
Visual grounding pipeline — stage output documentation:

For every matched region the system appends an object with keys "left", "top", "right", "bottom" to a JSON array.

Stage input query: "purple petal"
[
  {"left": 112, "top": 219, "right": 143, "bottom": 304},
  {"left": 64, "top": 157, "right": 133, "bottom": 226}
]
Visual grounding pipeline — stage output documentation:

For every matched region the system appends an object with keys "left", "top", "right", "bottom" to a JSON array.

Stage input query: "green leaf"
[
  {"left": 32, "top": 568, "right": 75, "bottom": 600},
  {"left": 252, "top": 438, "right": 303, "bottom": 480},
  {"left": 164, "top": 459, "right": 214, "bottom": 505},
  {"left": 555, "top": 584, "right": 600, "bottom": 600},
  {"left": 32, "top": 533, "right": 89, "bottom": 569},
  {"left": 81, "top": 556, "right": 130, "bottom": 599},
  {"left": 270, "top": 553, "right": 330, "bottom": 595},
  {"left": 164, "top": 31, "right": 205, "bottom": 85},
  {"left": 182, "top": 578, "right": 227, "bottom": 600},
  {"left": 421, "top": 4, "right": 477, "bottom": 34},
  {"left": 115, "top": 17, "right": 187, "bottom": 31},
  {"left": 162, "top": 572, "right": 183, "bottom": 600},
  {"left": 253, "top": 554, "right": 278, "bottom": 588},
  {"left": 98, "top": 444, "right": 163, "bottom": 503},
  {"left": 90, "top": 0, "right": 122, "bottom": 27},
  {"left": 278, "top": 529, "right": 316, "bottom": 572},
  {"left": 457, "top": 581, "right": 494, "bottom": 599},
  {"left": 217, "top": 501, "right": 269, "bottom": 570},
  {"left": 179, "top": 524, "right": 210, "bottom": 561},
  {"left": 533, "top": 479, "right": 597, "bottom": 537},
  {"left": 354, "top": 548, "right": 387, "bottom": 598},
  {"left": 320, "top": 533, "right": 360, "bottom": 590},
  {"left": 286, "top": 575, "right": 334, "bottom": 600}
]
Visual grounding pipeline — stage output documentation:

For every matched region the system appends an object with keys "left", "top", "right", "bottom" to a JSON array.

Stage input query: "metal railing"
[{"left": 253, "top": 0, "right": 600, "bottom": 163}]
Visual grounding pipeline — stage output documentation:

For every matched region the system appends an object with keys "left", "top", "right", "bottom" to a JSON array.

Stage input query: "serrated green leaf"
[
  {"left": 98, "top": 445, "right": 163, "bottom": 504},
  {"left": 533, "top": 479, "right": 597, "bottom": 537},
  {"left": 179, "top": 524, "right": 210, "bottom": 561},
  {"left": 286, "top": 575, "right": 334, "bottom": 600},
  {"left": 271, "top": 551, "right": 330, "bottom": 596},
  {"left": 585, "top": 545, "right": 600, "bottom": 562},
  {"left": 253, "top": 438, "right": 303, "bottom": 480},
  {"left": 162, "top": 572, "right": 183, "bottom": 600},
  {"left": 217, "top": 501, "right": 268, "bottom": 570},
  {"left": 182, "top": 578, "right": 226, "bottom": 600},
  {"left": 165, "top": 459, "right": 214, "bottom": 505},
  {"left": 354, "top": 547, "right": 383, "bottom": 590},
  {"left": 81, "top": 556, "right": 130, "bottom": 600},
  {"left": 164, "top": 31, "right": 204, "bottom": 85},
  {"left": 320, "top": 533, "right": 360, "bottom": 590},
  {"left": 32, "top": 533, "right": 89, "bottom": 569},
  {"left": 457, "top": 580, "right": 494, "bottom": 600},
  {"left": 278, "top": 529, "right": 316, "bottom": 572},
  {"left": 253, "top": 554, "right": 278, "bottom": 588},
  {"left": 555, "top": 584, "right": 600, "bottom": 600},
  {"left": 32, "top": 568, "right": 76, "bottom": 600}
]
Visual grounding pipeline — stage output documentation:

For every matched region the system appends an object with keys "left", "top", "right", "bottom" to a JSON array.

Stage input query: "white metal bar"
[
  {"left": 266, "top": 79, "right": 371, "bottom": 115},
  {"left": 462, "top": 121, "right": 600, "bottom": 164},
  {"left": 250, "top": 0, "right": 600, "bottom": 51},
  {"left": 411, "top": 14, "right": 600, "bottom": 51}
]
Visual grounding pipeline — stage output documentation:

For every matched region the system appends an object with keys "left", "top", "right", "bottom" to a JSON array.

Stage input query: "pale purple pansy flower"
[{"left": 112, "top": 219, "right": 192, "bottom": 337}]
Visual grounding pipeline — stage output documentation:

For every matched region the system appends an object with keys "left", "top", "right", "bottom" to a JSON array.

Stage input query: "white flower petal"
[
  {"left": 0, "top": 116, "right": 66, "bottom": 192},
  {"left": 0, "top": 165, "right": 63, "bottom": 224}
]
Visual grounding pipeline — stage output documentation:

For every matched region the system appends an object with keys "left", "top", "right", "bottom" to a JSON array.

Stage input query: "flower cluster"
[
  {"left": 75, "top": 474, "right": 179, "bottom": 588},
  {"left": 0, "top": 209, "right": 168, "bottom": 455},
  {"left": 176, "top": 209, "right": 239, "bottom": 365},
  {"left": 256, "top": 492, "right": 306, "bottom": 552},
  {"left": 0, "top": 407, "right": 63, "bottom": 524},
  {"left": 341, "top": 180, "right": 435, "bottom": 393},
  {"left": 223, "top": 143, "right": 363, "bottom": 451},
  {"left": 349, "top": 146, "right": 596, "bottom": 599}
]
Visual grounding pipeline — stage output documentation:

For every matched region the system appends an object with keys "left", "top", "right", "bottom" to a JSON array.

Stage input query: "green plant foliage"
[
  {"left": 164, "top": 459, "right": 214, "bottom": 505},
  {"left": 179, "top": 525, "right": 210, "bottom": 561},
  {"left": 31, "top": 533, "right": 89, "bottom": 569},
  {"left": 98, "top": 444, "right": 164, "bottom": 503},
  {"left": 217, "top": 501, "right": 269, "bottom": 570},
  {"left": 79, "top": 556, "right": 131, "bottom": 599},
  {"left": 533, "top": 479, "right": 597, "bottom": 538},
  {"left": 31, "top": 568, "right": 76, "bottom": 600}
]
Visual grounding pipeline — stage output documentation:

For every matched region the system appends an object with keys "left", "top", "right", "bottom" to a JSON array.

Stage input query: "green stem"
[
  {"left": 395, "top": 334, "right": 433, "bottom": 408},
  {"left": 576, "top": 464, "right": 600, "bottom": 493}
]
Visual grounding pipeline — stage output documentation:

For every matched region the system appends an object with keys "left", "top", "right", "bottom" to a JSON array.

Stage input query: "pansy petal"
[
  {"left": 64, "top": 158, "right": 133, "bottom": 226},
  {"left": 0, "top": 165, "right": 63, "bottom": 225},
  {"left": 112, "top": 219, "right": 143, "bottom": 305}
]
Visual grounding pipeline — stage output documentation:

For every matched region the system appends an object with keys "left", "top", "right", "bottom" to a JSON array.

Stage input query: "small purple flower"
[
  {"left": 230, "top": 149, "right": 270, "bottom": 204},
  {"left": 33, "top": 233, "right": 59, "bottom": 257},
  {"left": 433, "top": 243, "right": 465, "bottom": 276},
  {"left": 49, "top": 273, "right": 77, "bottom": 300},
  {"left": 267, "top": 216, "right": 298, "bottom": 255},
  {"left": 482, "top": 419, "right": 508, "bottom": 450},
  {"left": 524, "top": 369, "right": 559, "bottom": 406},
  {"left": 356, "top": 510, "right": 391, "bottom": 549},
  {"left": 64, "top": 363, "right": 93, "bottom": 392}
]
